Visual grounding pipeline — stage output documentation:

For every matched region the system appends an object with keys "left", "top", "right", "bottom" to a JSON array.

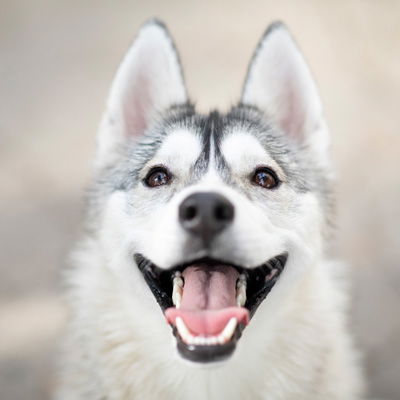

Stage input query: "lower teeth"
[{"left": 175, "top": 316, "right": 238, "bottom": 346}]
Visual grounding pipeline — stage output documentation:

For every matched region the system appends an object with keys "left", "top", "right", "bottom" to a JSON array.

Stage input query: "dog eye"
[
  {"left": 144, "top": 167, "right": 172, "bottom": 188},
  {"left": 252, "top": 168, "right": 280, "bottom": 189}
]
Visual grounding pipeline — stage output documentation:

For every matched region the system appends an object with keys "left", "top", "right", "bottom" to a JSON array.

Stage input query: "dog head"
[{"left": 88, "top": 20, "right": 333, "bottom": 364}]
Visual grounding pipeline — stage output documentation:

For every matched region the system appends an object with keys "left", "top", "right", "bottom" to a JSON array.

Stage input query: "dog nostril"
[
  {"left": 179, "top": 192, "right": 234, "bottom": 238},
  {"left": 215, "top": 204, "right": 233, "bottom": 221},
  {"left": 184, "top": 205, "right": 197, "bottom": 221}
]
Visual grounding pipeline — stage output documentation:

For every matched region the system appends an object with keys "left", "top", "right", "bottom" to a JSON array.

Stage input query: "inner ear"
[
  {"left": 241, "top": 22, "right": 324, "bottom": 145},
  {"left": 97, "top": 20, "right": 188, "bottom": 164}
]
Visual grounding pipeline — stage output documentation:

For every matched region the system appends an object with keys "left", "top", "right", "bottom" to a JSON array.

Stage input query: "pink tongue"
[
  {"left": 182, "top": 265, "right": 240, "bottom": 309},
  {"left": 165, "top": 265, "right": 249, "bottom": 336}
]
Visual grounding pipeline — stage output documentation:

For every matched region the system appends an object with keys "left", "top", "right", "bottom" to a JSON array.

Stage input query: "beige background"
[{"left": 0, "top": 1, "right": 399, "bottom": 399}]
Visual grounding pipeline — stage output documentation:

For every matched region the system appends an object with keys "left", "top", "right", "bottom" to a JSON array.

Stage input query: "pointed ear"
[
  {"left": 97, "top": 20, "right": 187, "bottom": 163},
  {"left": 241, "top": 22, "right": 329, "bottom": 159}
]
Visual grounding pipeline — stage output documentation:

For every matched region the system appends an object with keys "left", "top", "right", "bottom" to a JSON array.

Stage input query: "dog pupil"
[
  {"left": 257, "top": 171, "right": 274, "bottom": 188},
  {"left": 151, "top": 171, "right": 167, "bottom": 186},
  {"left": 156, "top": 172, "right": 165, "bottom": 184}
]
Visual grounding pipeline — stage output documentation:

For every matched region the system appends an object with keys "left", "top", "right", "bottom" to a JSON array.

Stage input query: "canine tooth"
[
  {"left": 216, "top": 317, "right": 238, "bottom": 344},
  {"left": 172, "top": 275, "right": 184, "bottom": 308},
  {"left": 236, "top": 288, "right": 246, "bottom": 307},
  {"left": 176, "top": 317, "right": 192, "bottom": 343},
  {"left": 172, "top": 288, "right": 182, "bottom": 308},
  {"left": 220, "top": 317, "right": 237, "bottom": 342},
  {"left": 236, "top": 275, "right": 247, "bottom": 306},
  {"left": 173, "top": 271, "right": 183, "bottom": 284},
  {"left": 237, "top": 274, "right": 246, "bottom": 287},
  {"left": 173, "top": 275, "right": 184, "bottom": 288}
]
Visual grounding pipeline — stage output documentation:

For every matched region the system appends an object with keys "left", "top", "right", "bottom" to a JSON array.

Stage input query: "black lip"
[
  {"left": 174, "top": 323, "right": 246, "bottom": 363},
  {"left": 134, "top": 253, "right": 288, "bottom": 362}
]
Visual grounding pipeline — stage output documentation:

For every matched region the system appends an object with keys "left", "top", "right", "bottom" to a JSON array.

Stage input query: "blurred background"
[{"left": 0, "top": 1, "right": 399, "bottom": 399}]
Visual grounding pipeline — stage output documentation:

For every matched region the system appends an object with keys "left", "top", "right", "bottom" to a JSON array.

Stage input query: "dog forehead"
[
  {"left": 221, "top": 131, "right": 266, "bottom": 160},
  {"left": 154, "top": 127, "right": 202, "bottom": 163},
  {"left": 220, "top": 130, "right": 283, "bottom": 176}
]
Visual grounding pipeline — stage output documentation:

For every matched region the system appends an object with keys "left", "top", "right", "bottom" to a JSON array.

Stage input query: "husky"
[{"left": 57, "top": 19, "right": 365, "bottom": 400}]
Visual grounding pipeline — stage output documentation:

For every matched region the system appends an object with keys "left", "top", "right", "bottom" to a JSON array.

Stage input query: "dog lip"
[{"left": 173, "top": 323, "right": 246, "bottom": 363}]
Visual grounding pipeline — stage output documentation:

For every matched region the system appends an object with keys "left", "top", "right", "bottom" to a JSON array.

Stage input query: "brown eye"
[
  {"left": 144, "top": 167, "right": 172, "bottom": 188},
  {"left": 252, "top": 168, "right": 280, "bottom": 189}
]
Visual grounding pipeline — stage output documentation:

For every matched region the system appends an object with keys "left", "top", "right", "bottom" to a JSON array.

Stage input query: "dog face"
[{"left": 90, "top": 20, "right": 332, "bottom": 364}]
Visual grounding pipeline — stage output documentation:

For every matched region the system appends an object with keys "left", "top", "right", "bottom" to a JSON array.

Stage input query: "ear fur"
[
  {"left": 97, "top": 19, "right": 187, "bottom": 164},
  {"left": 241, "top": 22, "right": 330, "bottom": 161}
]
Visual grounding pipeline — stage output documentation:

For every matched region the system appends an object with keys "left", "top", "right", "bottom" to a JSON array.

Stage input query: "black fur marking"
[
  {"left": 210, "top": 111, "right": 230, "bottom": 175},
  {"left": 191, "top": 111, "right": 231, "bottom": 182},
  {"left": 192, "top": 115, "right": 211, "bottom": 177},
  {"left": 191, "top": 111, "right": 229, "bottom": 180}
]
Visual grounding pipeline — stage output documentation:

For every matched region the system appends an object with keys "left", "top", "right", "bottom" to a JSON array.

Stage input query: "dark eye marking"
[
  {"left": 143, "top": 166, "right": 173, "bottom": 188},
  {"left": 251, "top": 167, "right": 280, "bottom": 189}
]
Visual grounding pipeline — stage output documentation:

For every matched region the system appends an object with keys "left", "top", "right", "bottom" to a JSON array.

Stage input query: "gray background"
[{"left": 1, "top": 1, "right": 399, "bottom": 399}]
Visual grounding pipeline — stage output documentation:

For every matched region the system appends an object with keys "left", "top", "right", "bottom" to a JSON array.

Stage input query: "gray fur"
[{"left": 85, "top": 103, "right": 333, "bottom": 236}]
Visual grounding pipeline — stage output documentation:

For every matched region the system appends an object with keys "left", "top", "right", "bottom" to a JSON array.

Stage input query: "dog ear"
[
  {"left": 241, "top": 22, "right": 329, "bottom": 159},
  {"left": 97, "top": 19, "right": 187, "bottom": 164}
]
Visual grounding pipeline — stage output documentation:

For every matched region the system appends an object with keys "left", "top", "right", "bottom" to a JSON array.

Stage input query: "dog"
[{"left": 56, "top": 19, "right": 365, "bottom": 399}]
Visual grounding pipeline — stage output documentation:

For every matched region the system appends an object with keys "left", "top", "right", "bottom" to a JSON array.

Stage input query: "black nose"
[{"left": 179, "top": 192, "right": 234, "bottom": 244}]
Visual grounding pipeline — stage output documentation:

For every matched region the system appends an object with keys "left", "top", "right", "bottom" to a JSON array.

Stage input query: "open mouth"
[{"left": 134, "top": 253, "right": 288, "bottom": 363}]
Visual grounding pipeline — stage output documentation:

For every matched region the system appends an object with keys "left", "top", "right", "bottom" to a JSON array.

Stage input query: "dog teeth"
[
  {"left": 175, "top": 317, "right": 238, "bottom": 346},
  {"left": 236, "top": 274, "right": 247, "bottom": 307},
  {"left": 218, "top": 317, "right": 238, "bottom": 343},
  {"left": 236, "top": 288, "right": 246, "bottom": 307},
  {"left": 172, "top": 272, "right": 184, "bottom": 308},
  {"left": 173, "top": 271, "right": 241, "bottom": 344},
  {"left": 175, "top": 317, "right": 192, "bottom": 343}
]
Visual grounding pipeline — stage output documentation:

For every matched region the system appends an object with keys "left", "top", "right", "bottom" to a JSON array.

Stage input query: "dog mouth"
[{"left": 134, "top": 253, "right": 288, "bottom": 363}]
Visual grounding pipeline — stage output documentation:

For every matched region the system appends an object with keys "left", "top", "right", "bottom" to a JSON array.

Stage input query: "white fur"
[
  {"left": 57, "top": 21, "right": 365, "bottom": 400},
  {"left": 58, "top": 240, "right": 364, "bottom": 399},
  {"left": 221, "top": 131, "right": 286, "bottom": 182},
  {"left": 141, "top": 129, "right": 202, "bottom": 180}
]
